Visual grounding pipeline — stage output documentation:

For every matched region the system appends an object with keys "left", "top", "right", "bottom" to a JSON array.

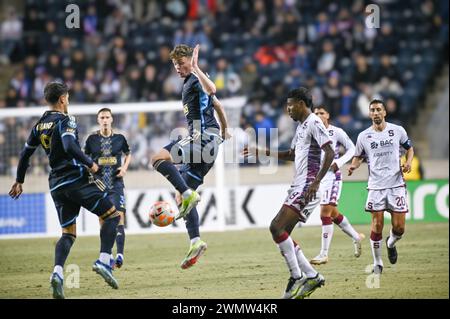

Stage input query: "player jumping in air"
[
  {"left": 8, "top": 82, "right": 120, "bottom": 298},
  {"left": 244, "top": 88, "right": 334, "bottom": 299},
  {"left": 348, "top": 99, "right": 414, "bottom": 274},
  {"left": 85, "top": 108, "right": 131, "bottom": 269},
  {"left": 309, "top": 105, "right": 365, "bottom": 265},
  {"left": 151, "top": 44, "right": 230, "bottom": 269}
]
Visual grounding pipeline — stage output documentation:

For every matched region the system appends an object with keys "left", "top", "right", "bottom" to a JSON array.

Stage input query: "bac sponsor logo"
[
  {"left": 380, "top": 139, "right": 393, "bottom": 147},
  {"left": 371, "top": 139, "right": 393, "bottom": 149}
]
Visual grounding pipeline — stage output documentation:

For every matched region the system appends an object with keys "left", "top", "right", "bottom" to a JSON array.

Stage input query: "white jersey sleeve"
[
  {"left": 398, "top": 125, "right": 412, "bottom": 149},
  {"left": 309, "top": 118, "right": 332, "bottom": 149},
  {"left": 333, "top": 128, "right": 356, "bottom": 169},
  {"left": 354, "top": 133, "right": 366, "bottom": 158}
]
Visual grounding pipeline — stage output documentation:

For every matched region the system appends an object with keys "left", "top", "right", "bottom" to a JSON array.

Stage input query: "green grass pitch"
[{"left": 0, "top": 222, "right": 448, "bottom": 299}]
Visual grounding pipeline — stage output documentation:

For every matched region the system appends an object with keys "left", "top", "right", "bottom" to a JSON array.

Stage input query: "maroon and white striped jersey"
[{"left": 290, "top": 113, "right": 332, "bottom": 187}]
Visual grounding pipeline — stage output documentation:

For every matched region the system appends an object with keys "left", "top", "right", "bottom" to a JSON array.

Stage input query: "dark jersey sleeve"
[
  {"left": 60, "top": 117, "right": 94, "bottom": 168},
  {"left": 16, "top": 127, "right": 40, "bottom": 183},
  {"left": 84, "top": 135, "right": 92, "bottom": 156},
  {"left": 121, "top": 135, "right": 130, "bottom": 155}
]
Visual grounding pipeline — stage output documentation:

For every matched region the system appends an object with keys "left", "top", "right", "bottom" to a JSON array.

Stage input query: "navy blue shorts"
[
  {"left": 50, "top": 175, "right": 115, "bottom": 228},
  {"left": 164, "top": 130, "right": 222, "bottom": 190},
  {"left": 107, "top": 189, "right": 126, "bottom": 214}
]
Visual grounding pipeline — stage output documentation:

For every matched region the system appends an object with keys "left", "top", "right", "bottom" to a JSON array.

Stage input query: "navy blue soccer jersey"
[
  {"left": 182, "top": 73, "right": 220, "bottom": 134},
  {"left": 17, "top": 111, "right": 93, "bottom": 191},
  {"left": 84, "top": 131, "right": 130, "bottom": 190}
]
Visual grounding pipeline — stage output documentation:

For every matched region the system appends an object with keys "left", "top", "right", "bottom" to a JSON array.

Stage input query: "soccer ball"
[{"left": 149, "top": 201, "right": 175, "bottom": 227}]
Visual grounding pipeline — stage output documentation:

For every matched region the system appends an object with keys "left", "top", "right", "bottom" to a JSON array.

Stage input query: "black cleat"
[{"left": 386, "top": 236, "right": 398, "bottom": 264}]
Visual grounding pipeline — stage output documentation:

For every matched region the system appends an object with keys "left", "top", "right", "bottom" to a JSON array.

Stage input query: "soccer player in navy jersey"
[
  {"left": 151, "top": 44, "right": 230, "bottom": 269},
  {"left": 85, "top": 108, "right": 131, "bottom": 269},
  {"left": 8, "top": 82, "right": 120, "bottom": 298}
]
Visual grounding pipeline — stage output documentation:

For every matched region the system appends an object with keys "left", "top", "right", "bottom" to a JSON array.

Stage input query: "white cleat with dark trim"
[{"left": 310, "top": 254, "right": 329, "bottom": 265}]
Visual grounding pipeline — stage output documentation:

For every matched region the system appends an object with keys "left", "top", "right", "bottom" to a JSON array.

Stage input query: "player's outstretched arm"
[
  {"left": 402, "top": 146, "right": 414, "bottom": 173},
  {"left": 117, "top": 153, "right": 131, "bottom": 178},
  {"left": 348, "top": 156, "right": 363, "bottom": 176},
  {"left": 191, "top": 44, "right": 216, "bottom": 95},
  {"left": 11, "top": 142, "right": 39, "bottom": 199},
  {"left": 212, "top": 96, "right": 231, "bottom": 140},
  {"left": 333, "top": 131, "right": 356, "bottom": 172},
  {"left": 242, "top": 146, "right": 295, "bottom": 161},
  {"left": 9, "top": 182, "right": 23, "bottom": 200},
  {"left": 62, "top": 134, "right": 95, "bottom": 170}
]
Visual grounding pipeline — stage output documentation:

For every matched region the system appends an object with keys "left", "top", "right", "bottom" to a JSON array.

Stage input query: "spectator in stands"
[
  {"left": 353, "top": 54, "right": 374, "bottom": 87},
  {"left": 323, "top": 71, "right": 342, "bottom": 117},
  {"left": 240, "top": 58, "right": 259, "bottom": 95},
  {"left": 0, "top": 7, "right": 23, "bottom": 64},
  {"left": 0, "top": 0, "right": 447, "bottom": 174},
  {"left": 336, "top": 84, "right": 356, "bottom": 130},
  {"left": 141, "top": 64, "right": 162, "bottom": 101},
  {"left": 210, "top": 58, "right": 242, "bottom": 97}
]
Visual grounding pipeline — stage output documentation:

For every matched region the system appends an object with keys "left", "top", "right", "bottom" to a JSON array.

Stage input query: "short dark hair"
[
  {"left": 97, "top": 107, "right": 112, "bottom": 116},
  {"left": 287, "top": 87, "right": 313, "bottom": 108},
  {"left": 313, "top": 104, "right": 330, "bottom": 114},
  {"left": 44, "top": 82, "right": 68, "bottom": 105},
  {"left": 369, "top": 99, "right": 386, "bottom": 109}
]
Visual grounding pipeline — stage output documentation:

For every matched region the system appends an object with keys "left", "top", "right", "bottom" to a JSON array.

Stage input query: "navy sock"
[
  {"left": 116, "top": 225, "right": 125, "bottom": 255},
  {"left": 185, "top": 207, "right": 200, "bottom": 239},
  {"left": 100, "top": 216, "right": 120, "bottom": 254},
  {"left": 153, "top": 160, "right": 189, "bottom": 194},
  {"left": 55, "top": 233, "right": 76, "bottom": 267}
]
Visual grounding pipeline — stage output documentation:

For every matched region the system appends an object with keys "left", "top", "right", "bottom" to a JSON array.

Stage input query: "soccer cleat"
[
  {"left": 294, "top": 273, "right": 325, "bottom": 299},
  {"left": 386, "top": 236, "right": 398, "bottom": 264},
  {"left": 115, "top": 254, "right": 123, "bottom": 269},
  {"left": 282, "top": 276, "right": 306, "bottom": 299},
  {"left": 353, "top": 233, "right": 365, "bottom": 258},
  {"left": 92, "top": 260, "right": 119, "bottom": 289},
  {"left": 180, "top": 240, "right": 207, "bottom": 269},
  {"left": 372, "top": 264, "right": 383, "bottom": 274},
  {"left": 109, "top": 257, "right": 116, "bottom": 270},
  {"left": 50, "top": 273, "right": 65, "bottom": 299},
  {"left": 176, "top": 191, "right": 201, "bottom": 220},
  {"left": 310, "top": 254, "right": 329, "bottom": 265}
]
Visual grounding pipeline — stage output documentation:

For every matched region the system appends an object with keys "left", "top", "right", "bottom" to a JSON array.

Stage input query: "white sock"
[
  {"left": 387, "top": 229, "right": 402, "bottom": 248},
  {"left": 320, "top": 224, "right": 334, "bottom": 256},
  {"left": 370, "top": 239, "right": 384, "bottom": 267},
  {"left": 337, "top": 215, "right": 361, "bottom": 241},
  {"left": 53, "top": 265, "right": 64, "bottom": 279},
  {"left": 116, "top": 253, "right": 123, "bottom": 260},
  {"left": 110, "top": 254, "right": 114, "bottom": 260},
  {"left": 190, "top": 237, "right": 200, "bottom": 245},
  {"left": 182, "top": 189, "right": 192, "bottom": 199},
  {"left": 99, "top": 252, "right": 111, "bottom": 265},
  {"left": 294, "top": 245, "right": 318, "bottom": 278},
  {"left": 277, "top": 236, "right": 302, "bottom": 279}
]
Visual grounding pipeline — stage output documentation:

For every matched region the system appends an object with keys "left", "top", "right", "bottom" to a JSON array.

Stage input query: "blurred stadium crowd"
[{"left": 0, "top": 0, "right": 448, "bottom": 176}]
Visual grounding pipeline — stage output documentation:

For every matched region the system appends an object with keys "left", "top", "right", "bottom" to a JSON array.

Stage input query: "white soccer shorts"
[
  {"left": 283, "top": 185, "right": 321, "bottom": 222},
  {"left": 365, "top": 186, "right": 409, "bottom": 213},
  {"left": 319, "top": 179, "right": 342, "bottom": 206}
]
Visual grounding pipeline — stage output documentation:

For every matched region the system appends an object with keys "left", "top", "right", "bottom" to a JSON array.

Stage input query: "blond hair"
[{"left": 169, "top": 44, "right": 194, "bottom": 60}]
